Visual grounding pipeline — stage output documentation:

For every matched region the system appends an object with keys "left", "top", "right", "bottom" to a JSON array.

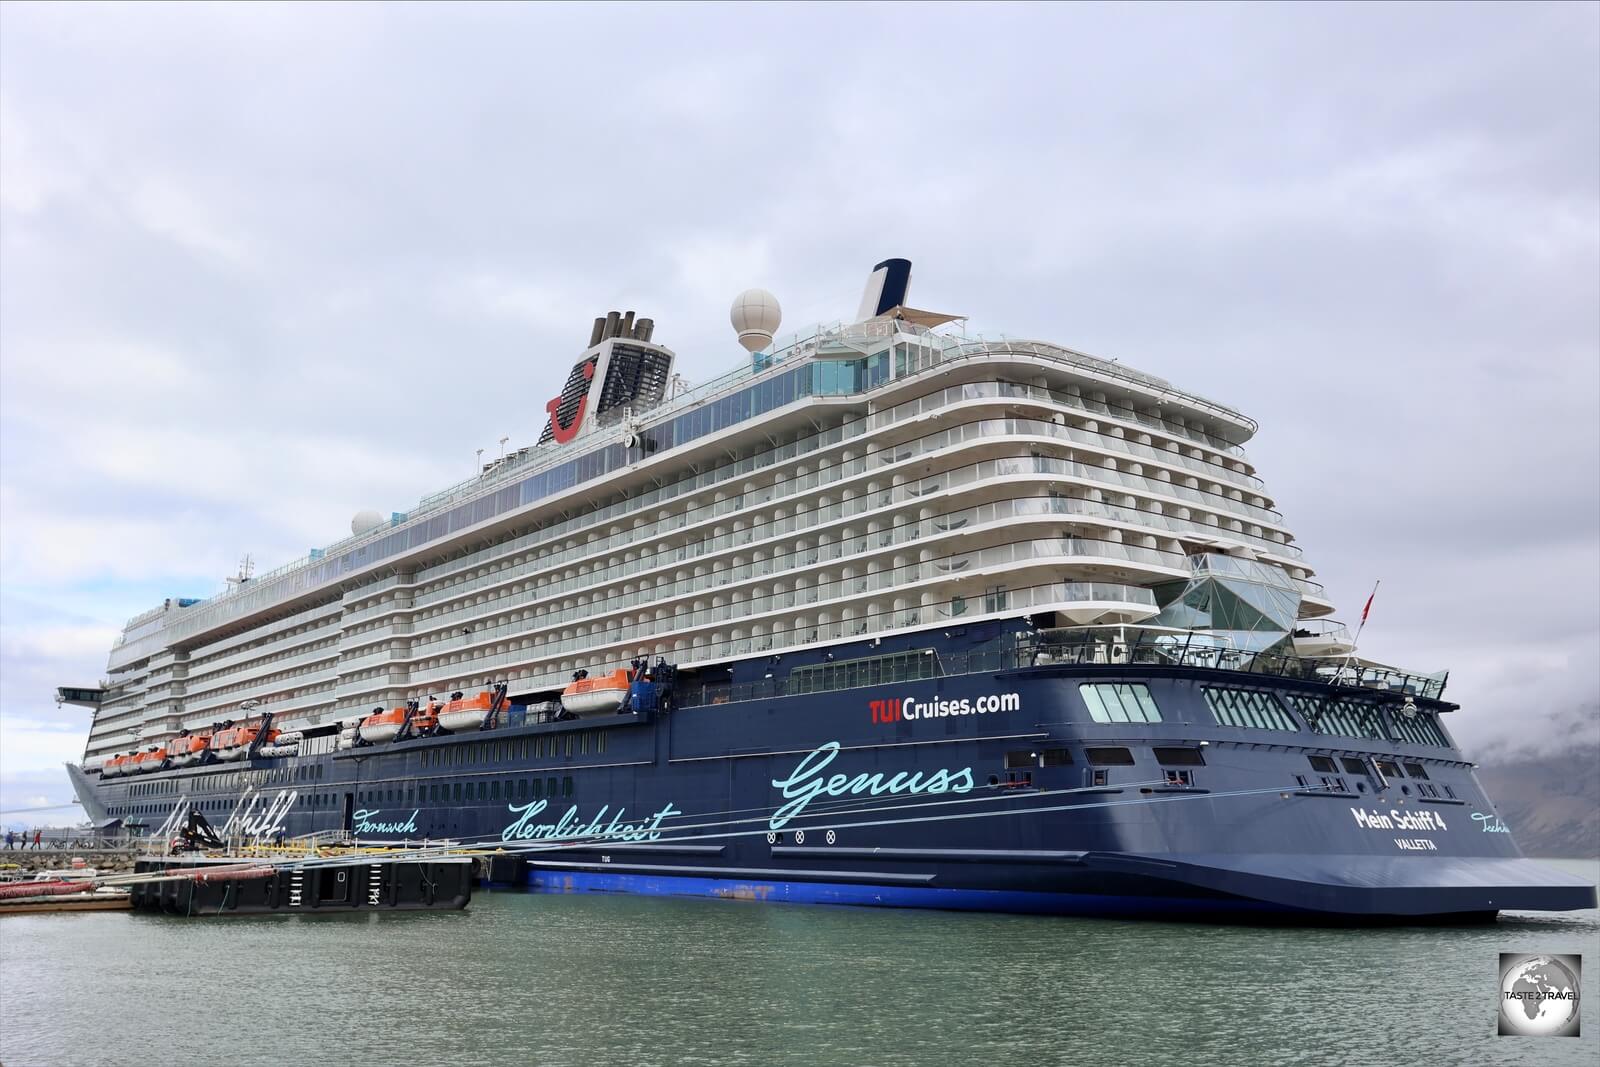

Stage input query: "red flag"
[{"left": 1360, "top": 589, "right": 1376, "bottom": 624}]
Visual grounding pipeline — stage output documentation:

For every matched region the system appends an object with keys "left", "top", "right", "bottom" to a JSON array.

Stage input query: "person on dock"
[
  {"left": 4, "top": 830, "right": 13, "bottom": 849},
  {"left": 32, "top": 830, "right": 43, "bottom": 850}
]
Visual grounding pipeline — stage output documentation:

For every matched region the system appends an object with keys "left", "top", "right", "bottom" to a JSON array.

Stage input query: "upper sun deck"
[{"left": 107, "top": 317, "right": 1263, "bottom": 671}]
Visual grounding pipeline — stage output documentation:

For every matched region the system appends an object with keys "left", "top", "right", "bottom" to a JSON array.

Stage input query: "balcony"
[{"left": 1291, "top": 619, "right": 1355, "bottom": 658}]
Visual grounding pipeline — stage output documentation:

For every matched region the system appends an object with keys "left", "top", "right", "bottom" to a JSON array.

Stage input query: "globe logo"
[{"left": 1498, "top": 953, "right": 1581, "bottom": 1037}]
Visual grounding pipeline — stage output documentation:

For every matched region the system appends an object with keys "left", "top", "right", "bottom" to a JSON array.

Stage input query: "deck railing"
[{"left": 1021, "top": 626, "right": 1447, "bottom": 700}]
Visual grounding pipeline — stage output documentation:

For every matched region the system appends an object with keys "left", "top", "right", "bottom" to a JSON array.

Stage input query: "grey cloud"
[{"left": 0, "top": 2, "right": 1595, "bottom": 786}]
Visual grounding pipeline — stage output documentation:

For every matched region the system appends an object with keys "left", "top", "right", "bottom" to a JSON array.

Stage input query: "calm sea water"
[{"left": 2, "top": 859, "right": 1597, "bottom": 1067}]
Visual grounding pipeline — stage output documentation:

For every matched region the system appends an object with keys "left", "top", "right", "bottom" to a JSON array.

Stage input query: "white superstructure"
[{"left": 73, "top": 262, "right": 1334, "bottom": 769}]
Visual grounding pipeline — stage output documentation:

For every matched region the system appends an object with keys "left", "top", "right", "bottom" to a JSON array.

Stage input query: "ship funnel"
[
  {"left": 591, "top": 310, "right": 660, "bottom": 345},
  {"left": 855, "top": 258, "right": 912, "bottom": 322}
]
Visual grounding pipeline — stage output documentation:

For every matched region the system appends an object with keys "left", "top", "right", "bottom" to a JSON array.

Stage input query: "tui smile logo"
[{"left": 545, "top": 361, "right": 595, "bottom": 444}]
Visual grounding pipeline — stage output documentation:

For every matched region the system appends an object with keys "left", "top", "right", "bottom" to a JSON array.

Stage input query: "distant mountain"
[{"left": 1476, "top": 743, "right": 1600, "bottom": 858}]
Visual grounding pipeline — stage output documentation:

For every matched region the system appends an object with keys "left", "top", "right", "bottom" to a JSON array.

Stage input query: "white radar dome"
[
  {"left": 730, "top": 288, "right": 781, "bottom": 353},
  {"left": 351, "top": 509, "right": 384, "bottom": 536}
]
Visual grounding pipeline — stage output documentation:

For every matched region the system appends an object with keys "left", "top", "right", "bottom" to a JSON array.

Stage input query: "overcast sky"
[{"left": 2, "top": 2, "right": 1596, "bottom": 820}]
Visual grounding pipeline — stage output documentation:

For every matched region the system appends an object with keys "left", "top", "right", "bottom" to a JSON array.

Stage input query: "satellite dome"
[
  {"left": 730, "top": 289, "right": 781, "bottom": 353},
  {"left": 351, "top": 509, "right": 384, "bottom": 536}
]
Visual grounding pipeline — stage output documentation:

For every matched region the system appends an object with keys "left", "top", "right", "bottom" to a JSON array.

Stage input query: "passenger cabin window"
[
  {"left": 1376, "top": 760, "right": 1402, "bottom": 778},
  {"left": 1004, "top": 750, "right": 1037, "bottom": 769},
  {"left": 1403, "top": 762, "right": 1429, "bottom": 780},
  {"left": 1041, "top": 748, "right": 1073, "bottom": 767},
  {"left": 1085, "top": 747, "right": 1136, "bottom": 766},
  {"left": 1307, "top": 755, "right": 1338, "bottom": 773},
  {"left": 1340, "top": 757, "right": 1369, "bottom": 776},
  {"left": 1153, "top": 747, "right": 1205, "bottom": 766},
  {"left": 1078, "top": 683, "right": 1162, "bottom": 724},
  {"left": 1201, "top": 687, "right": 1298, "bottom": 731}
]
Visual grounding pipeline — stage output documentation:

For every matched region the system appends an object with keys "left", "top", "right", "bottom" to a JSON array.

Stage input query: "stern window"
[
  {"left": 1287, "top": 695, "right": 1386, "bottom": 740},
  {"left": 1079, "top": 683, "right": 1162, "bottom": 724},
  {"left": 1202, "top": 686, "right": 1298, "bottom": 731}
]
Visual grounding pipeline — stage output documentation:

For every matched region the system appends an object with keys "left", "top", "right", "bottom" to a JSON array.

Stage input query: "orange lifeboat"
[
  {"left": 560, "top": 669, "right": 632, "bottom": 717},
  {"left": 133, "top": 746, "right": 166, "bottom": 773},
  {"left": 359, "top": 706, "right": 407, "bottom": 744},
  {"left": 167, "top": 733, "right": 211, "bottom": 767},
  {"left": 437, "top": 691, "right": 493, "bottom": 733},
  {"left": 214, "top": 723, "right": 277, "bottom": 761},
  {"left": 102, "top": 753, "right": 129, "bottom": 777}
]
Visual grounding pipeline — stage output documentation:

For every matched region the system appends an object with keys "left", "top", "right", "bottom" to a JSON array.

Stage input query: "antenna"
[{"left": 226, "top": 554, "right": 255, "bottom": 589}]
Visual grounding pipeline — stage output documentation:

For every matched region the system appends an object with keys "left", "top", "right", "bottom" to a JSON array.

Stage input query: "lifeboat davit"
[
  {"left": 359, "top": 707, "right": 406, "bottom": 744},
  {"left": 213, "top": 724, "right": 277, "bottom": 761},
  {"left": 167, "top": 733, "right": 211, "bottom": 767},
  {"left": 437, "top": 691, "right": 492, "bottom": 733},
  {"left": 560, "top": 669, "right": 632, "bottom": 717},
  {"left": 414, "top": 700, "right": 441, "bottom": 734}
]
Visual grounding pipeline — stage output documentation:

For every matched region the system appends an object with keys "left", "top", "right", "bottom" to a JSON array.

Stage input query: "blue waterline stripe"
[{"left": 523, "top": 868, "right": 1293, "bottom": 915}]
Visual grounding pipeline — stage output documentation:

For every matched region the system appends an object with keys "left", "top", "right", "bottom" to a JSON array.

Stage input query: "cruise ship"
[{"left": 58, "top": 259, "right": 1594, "bottom": 920}]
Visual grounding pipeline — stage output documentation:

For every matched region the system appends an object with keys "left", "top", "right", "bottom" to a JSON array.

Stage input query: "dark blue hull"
[{"left": 76, "top": 625, "right": 1596, "bottom": 921}]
